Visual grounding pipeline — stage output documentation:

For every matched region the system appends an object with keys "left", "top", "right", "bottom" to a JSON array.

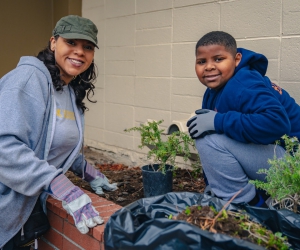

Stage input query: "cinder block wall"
[{"left": 82, "top": 0, "right": 300, "bottom": 166}]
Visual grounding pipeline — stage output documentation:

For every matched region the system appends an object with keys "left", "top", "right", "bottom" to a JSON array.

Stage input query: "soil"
[
  {"left": 67, "top": 146, "right": 206, "bottom": 207},
  {"left": 174, "top": 205, "right": 289, "bottom": 250}
]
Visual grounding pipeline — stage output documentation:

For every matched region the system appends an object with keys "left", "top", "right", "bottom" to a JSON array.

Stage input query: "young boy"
[{"left": 187, "top": 31, "right": 300, "bottom": 207}]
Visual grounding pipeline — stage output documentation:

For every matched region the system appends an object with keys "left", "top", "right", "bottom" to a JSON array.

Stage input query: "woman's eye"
[
  {"left": 84, "top": 45, "right": 94, "bottom": 51},
  {"left": 66, "top": 40, "right": 76, "bottom": 45}
]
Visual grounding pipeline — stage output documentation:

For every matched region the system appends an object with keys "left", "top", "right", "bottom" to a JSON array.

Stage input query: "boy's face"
[{"left": 195, "top": 44, "right": 241, "bottom": 90}]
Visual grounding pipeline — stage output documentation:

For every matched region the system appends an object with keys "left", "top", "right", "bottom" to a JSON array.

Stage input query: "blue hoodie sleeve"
[{"left": 214, "top": 70, "right": 291, "bottom": 144}]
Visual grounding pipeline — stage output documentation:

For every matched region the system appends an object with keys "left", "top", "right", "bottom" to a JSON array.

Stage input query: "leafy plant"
[
  {"left": 250, "top": 135, "right": 300, "bottom": 213},
  {"left": 171, "top": 205, "right": 290, "bottom": 249},
  {"left": 124, "top": 120, "right": 197, "bottom": 173}
]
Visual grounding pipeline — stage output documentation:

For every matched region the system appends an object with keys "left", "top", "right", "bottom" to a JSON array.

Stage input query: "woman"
[{"left": 0, "top": 15, "right": 117, "bottom": 250}]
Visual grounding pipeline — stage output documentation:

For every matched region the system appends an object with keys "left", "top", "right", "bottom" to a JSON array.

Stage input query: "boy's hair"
[{"left": 195, "top": 31, "right": 237, "bottom": 56}]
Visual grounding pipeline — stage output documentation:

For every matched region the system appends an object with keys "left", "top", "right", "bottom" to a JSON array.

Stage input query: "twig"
[
  {"left": 131, "top": 186, "right": 143, "bottom": 195},
  {"left": 209, "top": 188, "right": 243, "bottom": 233}
]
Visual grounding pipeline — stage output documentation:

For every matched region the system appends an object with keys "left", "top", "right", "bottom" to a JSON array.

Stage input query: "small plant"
[
  {"left": 170, "top": 204, "right": 290, "bottom": 249},
  {"left": 124, "top": 120, "right": 197, "bottom": 173},
  {"left": 250, "top": 135, "right": 300, "bottom": 213}
]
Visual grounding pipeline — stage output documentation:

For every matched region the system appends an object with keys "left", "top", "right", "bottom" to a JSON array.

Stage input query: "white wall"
[{"left": 82, "top": 0, "right": 300, "bottom": 166}]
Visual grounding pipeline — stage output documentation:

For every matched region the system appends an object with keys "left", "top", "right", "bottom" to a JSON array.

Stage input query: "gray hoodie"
[{"left": 0, "top": 56, "right": 85, "bottom": 247}]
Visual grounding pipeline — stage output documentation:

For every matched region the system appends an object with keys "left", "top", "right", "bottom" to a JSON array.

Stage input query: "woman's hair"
[
  {"left": 195, "top": 31, "right": 237, "bottom": 57},
  {"left": 36, "top": 36, "right": 97, "bottom": 113}
]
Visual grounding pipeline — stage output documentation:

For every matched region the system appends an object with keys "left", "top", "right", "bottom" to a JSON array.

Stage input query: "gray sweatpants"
[{"left": 195, "top": 134, "right": 286, "bottom": 203}]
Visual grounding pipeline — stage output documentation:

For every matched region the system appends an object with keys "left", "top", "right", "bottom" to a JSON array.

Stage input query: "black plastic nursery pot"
[
  {"left": 104, "top": 192, "right": 300, "bottom": 250},
  {"left": 141, "top": 164, "right": 173, "bottom": 198}
]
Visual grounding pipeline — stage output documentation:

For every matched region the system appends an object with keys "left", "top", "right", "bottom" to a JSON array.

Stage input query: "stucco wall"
[{"left": 82, "top": 0, "right": 300, "bottom": 166}]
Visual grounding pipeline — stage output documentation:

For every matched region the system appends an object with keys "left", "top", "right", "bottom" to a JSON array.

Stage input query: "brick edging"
[{"left": 39, "top": 189, "right": 122, "bottom": 250}]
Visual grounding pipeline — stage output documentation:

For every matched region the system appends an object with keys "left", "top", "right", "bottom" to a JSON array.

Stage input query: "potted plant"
[
  {"left": 124, "top": 119, "right": 197, "bottom": 197},
  {"left": 250, "top": 135, "right": 300, "bottom": 214}
]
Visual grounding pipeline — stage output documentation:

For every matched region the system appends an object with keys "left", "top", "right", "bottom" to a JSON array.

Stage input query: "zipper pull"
[
  {"left": 34, "top": 232, "right": 38, "bottom": 250},
  {"left": 21, "top": 226, "right": 25, "bottom": 241}
]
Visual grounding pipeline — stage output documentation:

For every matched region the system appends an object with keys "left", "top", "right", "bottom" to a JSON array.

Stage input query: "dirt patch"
[
  {"left": 67, "top": 146, "right": 205, "bottom": 207},
  {"left": 173, "top": 205, "right": 290, "bottom": 250}
]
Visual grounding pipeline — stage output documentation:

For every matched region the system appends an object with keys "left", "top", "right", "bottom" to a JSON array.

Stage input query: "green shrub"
[
  {"left": 250, "top": 135, "right": 300, "bottom": 213},
  {"left": 124, "top": 120, "right": 198, "bottom": 173}
]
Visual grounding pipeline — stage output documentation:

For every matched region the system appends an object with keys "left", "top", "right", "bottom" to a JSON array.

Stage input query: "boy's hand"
[{"left": 186, "top": 109, "right": 216, "bottom": 139}]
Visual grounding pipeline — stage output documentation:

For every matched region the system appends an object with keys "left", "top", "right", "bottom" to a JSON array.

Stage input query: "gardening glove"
[
  {"left": 49, "top": 174, "right": 104, "bottom": 234},
  {"left": 187, "top": 109, "right": 217, "bottom": 139},
  {"left": 84, "top": 162, "right": 118, "bottom": 195}
]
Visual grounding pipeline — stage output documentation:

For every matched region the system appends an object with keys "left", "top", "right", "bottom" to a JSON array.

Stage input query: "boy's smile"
[{"left": 195, "top": 44, "right": 241, "bottom": 90}]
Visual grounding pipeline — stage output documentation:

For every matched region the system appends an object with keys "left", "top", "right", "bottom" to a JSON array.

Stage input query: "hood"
[
  {"left": 235, "top": 48, "right": 268, "bottom": 76},
  {"left": 17, "top": 56, "right": 52, "bottom": 84}
]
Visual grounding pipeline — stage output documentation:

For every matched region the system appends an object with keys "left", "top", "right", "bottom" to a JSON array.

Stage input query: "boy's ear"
[{"left": 235, "top": 52, "right": 242, "bottom": 67}]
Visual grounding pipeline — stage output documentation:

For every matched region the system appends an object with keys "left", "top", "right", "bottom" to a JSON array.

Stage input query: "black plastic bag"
[{"left": 104, "top": 192, "right": 300, "bottom": 250}]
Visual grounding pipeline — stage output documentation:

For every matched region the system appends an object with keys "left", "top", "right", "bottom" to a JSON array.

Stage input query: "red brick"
[
  {"left": 91, "top": 224, "right": 105, "bottom": 241},
  {"left": 62, "top": 237, "right": 82, "bottom": 250},
  {"left": 98, "top": 211, "right": 117, "bottom": 218},
  {"left": 92, "top": 200, "right": 116, "bottom": 206},
  {"left": 63, "top": 221, "right": 101, "bottom": 250},
  {"left": 100, "top": 242, "right": 105, "bottom": 250},
  {"left": 96, "top": 204, "right": 122, "bottom": 213},
  {"left": 43, "top": 228, "right": 63, "bottom": 249},
  {"left": 47, "top": 210, "right": 64, "bottom": 231},
  {"left": 37, "top": 238, "right": 56, "bottom": 250}
]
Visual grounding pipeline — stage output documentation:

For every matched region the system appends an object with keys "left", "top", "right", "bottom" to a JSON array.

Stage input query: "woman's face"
[{"left": 50, "top": 36, "right": 95, "bottom": 84}]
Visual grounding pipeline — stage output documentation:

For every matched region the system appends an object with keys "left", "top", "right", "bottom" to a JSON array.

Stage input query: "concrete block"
[
  {"left": 173, "top": 4, "right": 219, "bottom": 42},
  {"left": 94, "top": 47, "right": 104, "bottom": 74},
  {"left": 174, "top": 0, "right": 218, "bottom": 7},
  {"left": 171, "top": 111, "right": 194, "bottom": 122},
  {"left": 94, "top": 74, "right": 104, "bottom": 89},
  {"left": 279, "top": 82, "right": 300, "bottom": 104},
  {"left": 172, "top": 95, "right": 202, "bottom": 113},
  {"left": 280, "top": 37, "right": 300, "bottom": 81},
  {"left": 105, "top": 60, "right": 135, "bottom": 76},
  {"left": 104, "top": 131, "right": 134, "bottom": 149},
  {"left": 105, "top": 46, "right": 135, "bottom": 61},
  {"left": 221, "top": 0, "right": 281, "bottom": 38},
  {"left": 266, "top": 60, "right": 279, "bottom": 82},
  {"left": 82, "top": 0, "right": 104, "bottom": 9},
  {"left": 84, "top": 127, "right": 104, "bottom": 143},
  {"left": 105, "top": 76, "right": 135, "bottom": 105},
  {"left": 106, "top": 16, "right": 135, "bottom": 46},
  {"left": 135, "top": 77, "right": 171, "bottom": 110},
  {"left": 105, "top": 103, "right": 134, "bottom": 133},
  {"left": 136, "top": 10, "right": 172, "bottom": 30},
  {"left": 283, "top": 0, "right": 300, "bottom": 35},
  {"left": 172, "top": 78, "right": 206, "bottom": 97},
  {"left": 135, "top": 45, "right": 171, "bottom": 77},
  {"left": 105, "top": 0, "right": 135, "bottom": 18},
  {"left": 83, "top": 6, "right": 105, "bottom": 24},
  {"left": 172, "top": 43, "right": 197, "bottom": 78},
  {"left": 135, "top": 107, "right": 171, "bottom": 125},
  {"left": 136, "top": 28, "right": 172, "bottom": 45},
  {"left": 136, "top": 0, "right": 172, "bottom": 13},
  {"left": 236, "top": 38, "right": 280, "bottom": 60},
  {"left": 85, "top": 89, "right": 104, "bottom": 128}
]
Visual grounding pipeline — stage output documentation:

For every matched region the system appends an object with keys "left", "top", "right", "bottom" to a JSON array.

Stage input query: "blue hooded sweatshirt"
[{"left": 203, "top": 48, "right": 300, "bottom": 145}]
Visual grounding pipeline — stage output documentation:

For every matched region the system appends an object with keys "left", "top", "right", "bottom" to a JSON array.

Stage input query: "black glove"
[{"left": 186, "top": 109, "right": 217, "bottom": 139}]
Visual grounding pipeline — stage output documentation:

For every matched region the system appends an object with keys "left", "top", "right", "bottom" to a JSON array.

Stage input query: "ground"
[{"left": 67, "top": 146, "right": 206, "bottom": 206}]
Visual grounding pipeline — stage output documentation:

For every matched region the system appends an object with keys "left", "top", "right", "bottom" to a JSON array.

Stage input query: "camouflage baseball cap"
[{"left": 53, "top": 15, "right": 98, "bottom": 48}]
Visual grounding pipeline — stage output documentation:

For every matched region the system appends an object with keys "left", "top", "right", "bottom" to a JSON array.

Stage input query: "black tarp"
[{"left": 104, "top": 192, "right": 300, "bottom": 250}]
